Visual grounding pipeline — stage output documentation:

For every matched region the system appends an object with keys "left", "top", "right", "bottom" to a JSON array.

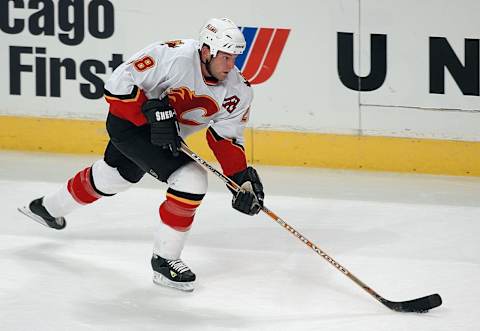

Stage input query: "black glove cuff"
[{"left": 142, "top": 98, "right": 174, "bottom": 124}]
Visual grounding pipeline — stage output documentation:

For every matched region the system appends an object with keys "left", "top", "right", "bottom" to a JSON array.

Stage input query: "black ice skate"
[
  {"left": 151, "top": 254, "right": 196, "bottom": 292},
  {"left": 18, "top": 197, "right": 66, "bottom": 230}
]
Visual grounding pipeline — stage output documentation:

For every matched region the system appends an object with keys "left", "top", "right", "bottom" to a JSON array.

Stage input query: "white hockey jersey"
[{"left": 104, "top": 39, "right": 253, "bottom": 175}]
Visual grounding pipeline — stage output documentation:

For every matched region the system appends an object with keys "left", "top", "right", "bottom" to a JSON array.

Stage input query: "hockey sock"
[
  {"left": 43, "top": 166, "right": 102, "bottom": 217},
  {"left": 43, "top": 160, "right": 133, "bottom": 218},
  {"left": 154, "top": 189, "right": 204, "bottom": 259},
  {"left": 159, "top": 188, "right": 204, "bottom": 232},
  {"left": 67, "top": 166, "right": 104, "bottom": 204}
]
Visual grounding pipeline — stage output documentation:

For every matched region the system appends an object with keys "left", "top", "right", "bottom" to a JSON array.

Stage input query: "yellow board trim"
[
  {"left": 1, "top": 115, "right": 479, "bottom": 177},
  {"left": 0, "top": 116, "right": 109, "bottom": 154}
]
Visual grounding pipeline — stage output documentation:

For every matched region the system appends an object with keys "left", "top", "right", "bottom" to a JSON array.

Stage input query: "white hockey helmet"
[{"left": 199, "top": 18, "right": 246, "bottom": 57}]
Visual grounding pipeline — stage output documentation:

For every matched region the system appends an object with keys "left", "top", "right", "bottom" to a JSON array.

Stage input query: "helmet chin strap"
[{"left": 200, "top": 52, "right": 219, "bottom": 83}]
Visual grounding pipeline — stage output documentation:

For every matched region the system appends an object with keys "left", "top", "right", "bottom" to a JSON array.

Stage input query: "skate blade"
[
  {"left": 153, "top": 271, "right": 195, "bottom": 292},
  {"left": 17, "top": 206, "right": 66, "bottom": 230}
]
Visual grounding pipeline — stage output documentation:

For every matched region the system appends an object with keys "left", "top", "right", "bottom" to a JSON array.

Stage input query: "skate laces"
[{"left": 167, "top": 259, "right": 190, "bottom": 273}]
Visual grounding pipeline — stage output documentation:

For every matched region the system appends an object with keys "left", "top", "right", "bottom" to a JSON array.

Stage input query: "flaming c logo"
[{"left": 168, "top": 87, "right": 219, "bottom": 126}]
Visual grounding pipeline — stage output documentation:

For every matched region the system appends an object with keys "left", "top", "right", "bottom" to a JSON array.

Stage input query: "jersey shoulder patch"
[{"left": 161, "top": 40, "right": 184, "bottom": 48}]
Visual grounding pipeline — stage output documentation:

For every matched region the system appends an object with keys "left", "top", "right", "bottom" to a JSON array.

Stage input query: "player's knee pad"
[
  {"left": 160, "top": 162, "right": 208, "bottom": 231},
  {"left": 91, "top": 159, "right": 134, "bottom": 194},
  {"left": 167, "top": 162, "right": 208, "bottom": 195}
]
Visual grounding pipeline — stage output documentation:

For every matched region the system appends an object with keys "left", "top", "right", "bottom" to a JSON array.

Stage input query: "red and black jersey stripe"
[{"left": 104, "top": 86, "right": 148, "bottom": 126}]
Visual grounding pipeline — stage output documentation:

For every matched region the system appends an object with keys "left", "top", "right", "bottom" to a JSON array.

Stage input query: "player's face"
[{"left": 209, "top": 51, "right": 238, "bottom": 81}]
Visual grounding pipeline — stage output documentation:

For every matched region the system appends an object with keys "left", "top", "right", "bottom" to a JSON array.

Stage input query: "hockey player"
[{"left": 18, "top": 18, "right": 265, "bottom": 292}]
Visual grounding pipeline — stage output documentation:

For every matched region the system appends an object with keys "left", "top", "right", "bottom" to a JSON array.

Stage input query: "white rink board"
[
  {"left": 359, "top": 0, "right": 480, "bottom": 140},
  {"left": 0, "top": 0, "right": 479, "bottom": 141}
]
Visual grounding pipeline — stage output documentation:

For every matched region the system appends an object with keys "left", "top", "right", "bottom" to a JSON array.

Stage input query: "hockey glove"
[
  {"left": 142, "top": 97, "right": 181, "bottom": 157},
  {"left": 229, "top": 166, "right": 264, "bottom": 216}
]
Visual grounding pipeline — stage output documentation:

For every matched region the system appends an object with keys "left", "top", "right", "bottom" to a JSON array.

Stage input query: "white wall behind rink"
[{"left": 0, "top": 0, "right": 479, "bottom": 141}]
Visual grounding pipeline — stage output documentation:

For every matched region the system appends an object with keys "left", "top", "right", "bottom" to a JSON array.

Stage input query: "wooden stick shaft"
[{"left": 180, "top": 143, "right": 384, "bottom": 304}]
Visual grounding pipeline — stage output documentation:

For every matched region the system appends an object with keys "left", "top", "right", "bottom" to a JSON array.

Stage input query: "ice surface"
[{"left": 1, "top": 151, "right": 479, "bottom": 330}]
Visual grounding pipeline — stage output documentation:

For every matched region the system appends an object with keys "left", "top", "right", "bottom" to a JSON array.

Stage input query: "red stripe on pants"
[
  {"left": 67, "top": 167, "right": 102, "bottom": 204},
  {"left": 159, "top": 196, "right": 200, "bottom": 232}
]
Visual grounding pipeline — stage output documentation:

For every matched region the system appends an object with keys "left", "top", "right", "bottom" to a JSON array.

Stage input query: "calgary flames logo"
[{"left": 168, "top": 87, "right": 219, "bottom": 126}]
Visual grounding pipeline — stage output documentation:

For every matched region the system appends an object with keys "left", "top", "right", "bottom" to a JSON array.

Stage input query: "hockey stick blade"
[{"left": 381, "top": 293, "right": 442, "bottom": 312}]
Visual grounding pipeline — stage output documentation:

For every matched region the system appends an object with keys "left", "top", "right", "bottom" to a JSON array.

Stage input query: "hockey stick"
[{"left": 180, "top": 143, "right": 442, "bottom": 313}]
